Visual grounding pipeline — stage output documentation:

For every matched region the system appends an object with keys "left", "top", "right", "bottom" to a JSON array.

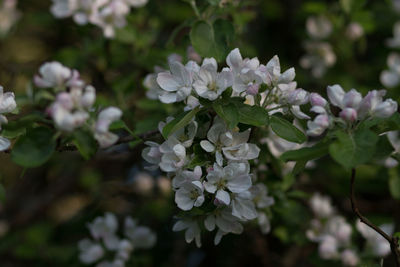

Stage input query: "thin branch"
[{"left": 350, "top": 168, "right": 400, "bottom": 266}]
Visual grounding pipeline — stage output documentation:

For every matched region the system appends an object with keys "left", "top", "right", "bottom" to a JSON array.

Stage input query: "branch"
[{"left": 350, "top": 168, "right": 400, "bottom": 266}]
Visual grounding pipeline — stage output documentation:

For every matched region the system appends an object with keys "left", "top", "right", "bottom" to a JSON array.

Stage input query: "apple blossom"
[
  {"left": 175, "top": 180, "right": 205, "bottom": 210},
  {"left": 172, "top": 219, "right": 202, "bottom": 248},
  {"left": 94, "top": 107, "right": 122, "bottom": 148}
]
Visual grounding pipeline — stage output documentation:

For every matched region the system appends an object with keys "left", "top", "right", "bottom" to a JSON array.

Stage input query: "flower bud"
[
  {"left": 56, "top": 92, "right": 73, "bottom": 110},
  {"left": 246, "top": 83, "right": 259, "bottom": 96},
  {"left": 374, "top": 99, "right": 398, "bottom": 118},
  {"left": 327, "top": 84, "right": 345, "bottom": 107},
  {"left": 310, "top": 93, "right": 327, "bottom": 107},
  {"left": 339, "top": 108, "right": 357, "bottom": 122},
  {"left": 342, "top": 89, "right": 362, "bottom": 108},
  {"left": 306, "top": 114, "right": 330, "bottom": 136},
  {"left": 0, "top": 86, "right": 16, "bottom": 114},
  {"left": 81, "top": 85, "right": 96, "bottom": 108},
  {"left": 288, "top": 88, "right": 309, "bottom": 105}
]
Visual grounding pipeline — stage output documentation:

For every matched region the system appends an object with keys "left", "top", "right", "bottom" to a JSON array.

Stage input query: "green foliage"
[
  {"left": 270, "top": 115, "right": 307, "bottom": 144},
  {"left": 329, "top": 128, "right": 378, "bottom": 169},
  {"left": 11, "top": 127, "right": 56, "bottom": 168},
  {"left": 162, "top": 106, "right": 201, "bottom": 138},
  {"left": 73, "top": 129, "right": 98, "bottom": 160},
  {"left": 190, "top": 19, "right": 234, "bottom": 62}
]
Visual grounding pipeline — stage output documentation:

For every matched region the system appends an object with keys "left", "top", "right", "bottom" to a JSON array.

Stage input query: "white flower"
[
  {"left": 34, "top": 61, "right": 79, "bottom": 89},
  {"left": 175, "top": 180, "right": 205, "bottom": 211},
  {"left": 159, "top": 139, "right": 187, "bottom": 172},
  {"left": 172, "top": 219, "right": 202, "bottom": 247},
  {"left": 124, "top": 217, "right": 157, "bottom": 249},
  {"left": 143, "top": 70, "right": 165, "bottom": 100},
  {"left": 346, "top": 22, "right": 364, "bottom": 41},
  {"left": 319, "top": 235, "right": 339, "bottom": 259},
  {"left": 300, "top": 41, "right": 336, "bottom": 78},
  {"left": 200, "top": 117, "right": 260, "bottom": 165},
  {"left": 193, "top": 58, "right": 233, "bottom": 100},
  {"left": 306, "top": 114, "right": 330, "bottom": 136},
  {"left": 306, "top": 15, "right": 333, "bottom": 39},
  {"left": 325, "top": 216, "right": 352, "bottom": 245},
  {"left": 172, "top": 166, "right": 202, "bottom": 189},
  {"left": 356, "top": 221, "right": 393, "bottom": 257},
  {"left": 309, "top": 193, "right": 334, "bottom": 218},
  {"left": 87, "top": 212, "right": 119, "bottom": 250},
  {"left": 387, "top": 21, "right": 400, "bottom": 48},
  {"left": 142, "top": 141, "right": 162, "bottom": 170},
  {"left": 230, "top": 191, "right": 257, "bottom": 220},
  {"left": 115, "top": 239, "right": 133, "bottom": 261},
  {"left": 78, "top": 238, "right": 105, "bottom": 264},
  {"left": 381, "top": 53, "right": 400, "bottom": 88},
  {"left": 226, "top": 48, "right": 263, "bottom": 94},
  {"left": 0, "top": 0, "right": 20, "bottom": 35},
  {"left": 0, "top": 136, "right": 11, "bottom": 151},
  {"left": 249, "top": 183, "right": 275, "bottom": 209},
  {"left": 204, "top": 162, "right": 252, "bottom": 205},
  {"left": 49, "top": 101, "right": 89, "bottom": 131},
  {"left": 0, "top": 86, "right": 16, "bottom": 114},
  {"left": 204, "top": 208, "right": 244, "bottom": 244},
  {"left": 262, "top": 55, "right": 296, "bottom": 88},
  {"left": 156, "top": 61, "right": 195, "bottom": 103},
  {"left": 94, "top": 107, "right": 122, "bottom": 148},
  {"left": 359, "top": 89, "right": 398, "bottom": 119},
  {"left": 341, "top": 249, "right": 359, "bottom": 266},
  {"left": 90, "top": 0, "right": 130, "bottom": 38}
]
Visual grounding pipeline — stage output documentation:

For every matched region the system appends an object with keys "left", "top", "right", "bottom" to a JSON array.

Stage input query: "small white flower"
[
  {"left": 193, "top": 58, "right": 233, "bottom": 100},
  {"left": 204, "top": 162, "right": 252, "bottom": 205},
  {"left": 306, "top": 114, "right": 330, "bottom": 136},
  {"left": 34, "top": 61, "right": 78, "bottom": 89},
  {"left": 306, "top": 15, "right": 333, "bottom": 39},
  {"left": 309, "top": 193, "right": 335, "bottom": 218},
  {"left": 172, "top": 166, "right": 202, "bottom": 189},
  {"left": 172, "top": 219, "right": 202, "bottom": 247},
  {"left": 124, "top": 217, "right": 157, "bottom": 249},
  {"left": 249, "top": 183, "right": 275, "bottom": 209},
  {"left": 142, "top": 141, "right": 162, "bottom": 170},
  {"left": 78, "top": 238, "right": 105, "bottom": 264},
  {"left": 319, "top": 235, "right": 339, "bottom": 259},
  {"left": 87, "top": 212, "right": 119, "bottom": 250},
  {"left": 159, "top": 139, "right": 187, "bottom": 172},
  {"left": 262, "top": 55, "right": 296, "bottom": 88},
  {"left": 157, "top": 61, "right": 195, "bottom": 103},
  {"left": 0, "top": 86, "right": 16, "bottom": 114},
  {"left": 230, "top": 191, "right": 258, "bottom": 220},
  {"left": 94, "top": 107, "right": 122, "bottom": 148},
  {"left": 175, "top": 180, "right": 205, "bottom": 211},
  {"left": 359, "top": 89, "right": 398, "bottom": 119},
  {"left": 204, "top": 208, "right": 244, "bottom": 242}
]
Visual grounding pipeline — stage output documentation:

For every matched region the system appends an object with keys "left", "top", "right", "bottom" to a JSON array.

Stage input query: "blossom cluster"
[
  {"left": 307, "top": 193, "right": 393, "bottom": 265},
  {"left": 0, "top": 85, "right": 17, "bottom": 151},
  {"left": 0, "top": 0, "right": 20, "bottom": 36},
  {"left": 50, "top": 0, "right": 148, "bottom": 38},
  {"left": 34, "top": 61, "right": 122, "bottom": 148},
  {"left": 78, "top": 212, "right": 156, "bottom": 267},
  {"left": 300, "top": 15, "right": 336, "bottom": 78},
  {"left": 306, "top": 85, "right": 397, "bottom": 136}
]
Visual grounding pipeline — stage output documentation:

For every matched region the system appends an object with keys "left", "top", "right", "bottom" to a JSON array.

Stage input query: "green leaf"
[
  {"left": 389, "top": 168, "right": 400, "bottom": 200},
  {"left": 162, "top": 106, "right": 200, "bottom": 139},
  {"left": 1, "top": 113, "right": 47, "bottom": 139},
  {"left": 190, "top": 19, "right": 234, "bottom": 62},
  {"left": 281, "top": 141, "right": 330, "bottom": 162},
  {"left": 234, "top": 102, "right": 269, "bottom": 127},
  {"left": 270, "top": 115, "right": 306, "bottom": 144},
  {"left": 11, "top": 127, "right": 56, "bottom": 168},
  {"left": 329, "top": 129, "right": 378, "bottom": 169},
  {"left": 212, "top": 102, "right": 238, "bottom": 129},
  {"left": 73, "top": 130, "right": 98, "bottom": 160}
]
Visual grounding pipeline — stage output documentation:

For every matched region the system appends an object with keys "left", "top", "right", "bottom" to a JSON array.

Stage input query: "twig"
[{"left": 350, "top": 168, "right": 400, "bottom": 266}]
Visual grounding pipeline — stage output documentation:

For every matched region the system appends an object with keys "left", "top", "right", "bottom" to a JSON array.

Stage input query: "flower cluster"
[
  {"left": 50, "top": 0, "right": 148, "bottom": 38},
  {"left": 306, "top": 85, "right": 397, "bottom": 136},
  {"left": 144, "top": 47, "right": 310, "bottom": 120},
  {"left": 0, "top": 0, "right": 20, "bottom": 36},
  {"left": 78, "top": 212, "right": 156, "bottom": 267},
  {"left": 0, "top": 85, "right": 17, "bottom": 151},
  {"left": 34, "top": 61, "right": 122, "bottom": 148},
  {"left": 300, "top": 15, "right": 336, "bottom": 78},
  {"left": 307, "top": 193, "right": 393, "bottom": 265}
]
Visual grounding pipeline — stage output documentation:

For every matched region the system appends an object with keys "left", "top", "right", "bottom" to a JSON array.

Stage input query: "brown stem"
[{"left": 350, "top": 168, "right": 400, "bottom": 266}]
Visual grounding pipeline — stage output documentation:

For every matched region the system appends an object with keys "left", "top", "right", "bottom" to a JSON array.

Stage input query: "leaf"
[
  {"left": 234, "top": 102, "right": 269, "bottom": 127},
  {"left": 212, "top": 102, "right": 238, "bottom": 129},
  {"left": 73, "top": 130, "right": 98, "bottom": 160},
  {"left": 162, "top": 106, "right": 200, "bottom": 139},
  {"left": 329, "top": 129, "right": 378, "bottom": 169},
  {"left": 190, "top": 19, "right": 234, "bottom": 62},
  {"left": 11, "top": 127, "right": 56, "bottom": 168},
  {"left": 1, "top": 113, "right": 47, "bottom": 139},
  {"left": 281, "top": 141, "right": 330, "bottom": 162},
  {"left": 270, "top": 115, "right": 306, "bottom": 144},
  {"left": 389, "top": 168, "right": 400, "bottom": 200}
]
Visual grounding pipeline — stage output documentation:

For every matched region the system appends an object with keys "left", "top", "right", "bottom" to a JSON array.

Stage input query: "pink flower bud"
[
  {"left": 342, "top": 89, "right": 362, "bottom": 108},
  {"left": 56, "top": 92, "right": 73, "bottom": 110},
  {"left": 288, "top": 89, "right": 309, "bottom": 105},
  {"left": 310, "top": 93, "right": 327, "bottom": 106},
  {"left": 339, "top": 108, "right": 358, "bottom": 122},
  {"left": 246, "top": 83, "right": 259, "bottom": 96}
]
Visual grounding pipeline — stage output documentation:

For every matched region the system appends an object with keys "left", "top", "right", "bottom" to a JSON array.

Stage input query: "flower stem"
[{"left": 350, "top": 168, "right": 400, "bottom": 266}]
